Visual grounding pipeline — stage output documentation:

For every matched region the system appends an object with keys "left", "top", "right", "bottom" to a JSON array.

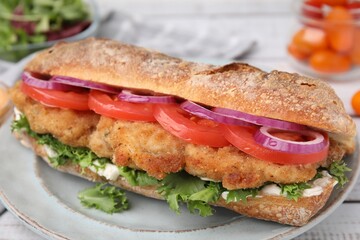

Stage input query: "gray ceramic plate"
[{"left": 0, "top": 58, "right": 359, "bottom": 240}]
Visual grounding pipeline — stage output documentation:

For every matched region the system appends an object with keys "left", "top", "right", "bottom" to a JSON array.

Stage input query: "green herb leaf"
[
  {"left": 280, "top": 182, "right": 311, "bottom": 201},
  {"left": 78, "top": 183, "right": 129, "bottom": 214},
  {"left": 329, "top": 161, "right": 351, "bottom": 187}
]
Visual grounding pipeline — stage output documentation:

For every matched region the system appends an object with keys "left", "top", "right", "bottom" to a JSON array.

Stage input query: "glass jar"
[{"left": 287, "top": 0, "right": 360, "bottom": 81}]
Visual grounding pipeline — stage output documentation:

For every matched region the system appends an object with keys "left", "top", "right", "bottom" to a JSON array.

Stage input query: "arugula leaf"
[
  {"left": 118, "top": 166, "right": 159, "bottom": 186},
  {"left": 280, "top": 182, "right": 311, "bottom": 201},
  {"left": 329, "top": 161, "right": 351, "bottom": 187},
  {"left": 157, "top": 172, "right": 221, "bottom": 216},
  {"left": 226, "top": 188, "right": 259, "bottom": 204},
  {"left": 78, "top": 183, "right": 129, "bottom": 214}
]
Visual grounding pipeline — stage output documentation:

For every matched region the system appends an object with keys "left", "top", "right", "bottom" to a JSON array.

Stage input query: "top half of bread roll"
[{"left": 24, "top": 38, "right": 356, "bottom": 148}]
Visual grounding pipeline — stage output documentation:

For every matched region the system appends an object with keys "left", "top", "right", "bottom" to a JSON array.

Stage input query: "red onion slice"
[
  {"left": 118, "top": 90, "right": 176, "bottom": 104},
  {"left": 180, "top": 101, "right": 253, "bottom": 126},
  {"left": 51, "top": 75, "right": 121, "bottom": 94},
  {"left": 22, "top": 72, "right": 82, "bottom": 92},
  {"left": 254, "top": 126, "right": 328, "bottom": 154},
  {"left": 213, "top": 107, "right": 307, "bottom": 131}
]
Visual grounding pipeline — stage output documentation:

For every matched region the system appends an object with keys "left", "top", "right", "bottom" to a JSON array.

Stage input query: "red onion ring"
[
  {"left": 22, "top": 72, "right": 82, "bottom": 92},
  {"left": 51, "top": 75, "right": 121, "bottom": 94},
  {"left": 213, "top": 107, "right": 307, "bottom": 131},
  {"left": 118, "top": 90, "right": 176, "bottom": 104},
  {"left": 180, "top": 101, "right": 253, "bottom": 126},
  {"left": 254, "top": 126, "right": 328, "bottom": 154}
]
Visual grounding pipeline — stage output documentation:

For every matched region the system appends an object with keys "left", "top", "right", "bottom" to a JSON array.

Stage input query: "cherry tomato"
[
  {"left": 88, "top": 90, "right": 156, "bottom": 122},
  {"left": 153, "top": 104, "right": 230, "bottom": 147},
  {"left": 20, "top": 81, "right": 90, "bottom": 111},
  {"left": 222, "top": 125, "right": 329, "bottom": 165},
  {"left": 325, "top": 6, "right": 355, "bottom": 53},
  {"left": 288, "top": 43, "right": 311, "bottom": 60},
  {"left": 350, "top": 28, "right": 360, "bottom": 65},
  {"left": 309, "top": 49, "right": 351, "bottom": 72},
  {"left": 351, "top": 90, "right": 360, "bottom": 115},
  {"left": 291, "top": 27, "right": 328, "bottom": 55}
]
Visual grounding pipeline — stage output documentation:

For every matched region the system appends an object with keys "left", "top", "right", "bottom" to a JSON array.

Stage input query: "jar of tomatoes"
[{"left": 287, "top": 0, "right": 360, "bottom": 80}]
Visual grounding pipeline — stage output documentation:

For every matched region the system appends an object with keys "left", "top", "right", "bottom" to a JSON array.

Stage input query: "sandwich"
[{"left": 9, "top": 38, "right": 356, "bottom": 226}]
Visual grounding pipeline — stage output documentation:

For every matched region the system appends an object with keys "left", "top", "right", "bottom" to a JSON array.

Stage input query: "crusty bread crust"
[
  {"left": 24, "top": 38, "right": 356, "bottom": 142},
  {"left": 14, "top": 130, "right": 337, "bottom": 226}
]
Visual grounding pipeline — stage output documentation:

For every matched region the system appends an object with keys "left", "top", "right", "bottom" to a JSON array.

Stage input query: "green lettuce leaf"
[
  {"left": 118, "top": 166, "right": 159, "bottom": 186},
  {"left": 329, "top": 161, "right": 351, "bottom": 187},
  {"left": 226, "top": 188, "right": 259, "bottom": 204},
  {"left": 78, "top": 183, "right": 129, "bottom": 214},
  {"left": 280, "top": 182, "right": 311, "bottom": 201},
  {"left": 11, "top": 114, "right": 38, "bottom": 138},
  {"left": 187, "top": 200, "right": 214, "bottom": 217},
  {"left": 157, "top": 172, "right": 221, "bottom": 216}
]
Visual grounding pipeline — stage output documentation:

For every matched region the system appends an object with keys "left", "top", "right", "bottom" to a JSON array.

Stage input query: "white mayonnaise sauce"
[
  {"left": 43, "top": 145, "right": 58, "bottom": 158},
  {"left": 88, "top": 160, "right": 120, "bottom": 181},
  {"left": 260, "top": 184, "right": 282, "bottom": 196},
  {"left": 221, "top": 171, "right": 336, "bottom": 200}
]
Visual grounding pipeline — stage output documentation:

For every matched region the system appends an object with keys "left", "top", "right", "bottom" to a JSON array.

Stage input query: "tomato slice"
[
  {"left": 153, "top": 104, "right": 230, "bottom": 147},
  {"left": 223, "top": 125, "right": 329, "bottom": 165},
  {"left": 88, "top": 90, "right": 156, "bottom": 122},
  {"left": 20, "top": 81, "right": 89, "bottom": 111}
]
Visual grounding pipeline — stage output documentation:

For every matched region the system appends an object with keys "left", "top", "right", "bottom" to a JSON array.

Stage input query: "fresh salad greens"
[
  {"left": 329, "top": 160, "right": 352, "bottom": 187},
  {"left": 12, "top": 115, "right": 351, "bottom": 215},
  {"left": 226, "top": 188, "right": 259, "bottom": 204},
  {"left": 0, "top": 0, "right": 90, "bottom": 61},
  {"left": 78, "top": 183, "right": 129, "bottom": 214},
  {"left": 279, "top": 182, "right": 311, "bottom": 201},
  {"left": 157, "top": 172, "right": 221, "bottom": 217},
  {"left": 118, "top": 166, "right": 159, "bottom": 187}
]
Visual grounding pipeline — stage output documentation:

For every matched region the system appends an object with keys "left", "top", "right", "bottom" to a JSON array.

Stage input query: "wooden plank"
[
  {"left": 99, "top": 0, "right": 293, "bottom": 15},
  {"left": 294, "top": 203, "right": 360, "bottom": 240}
]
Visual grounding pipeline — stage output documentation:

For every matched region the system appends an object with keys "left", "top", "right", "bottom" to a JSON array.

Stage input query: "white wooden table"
[{"left": 1, "top": 0, "right": 360, "bottom": 239}]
